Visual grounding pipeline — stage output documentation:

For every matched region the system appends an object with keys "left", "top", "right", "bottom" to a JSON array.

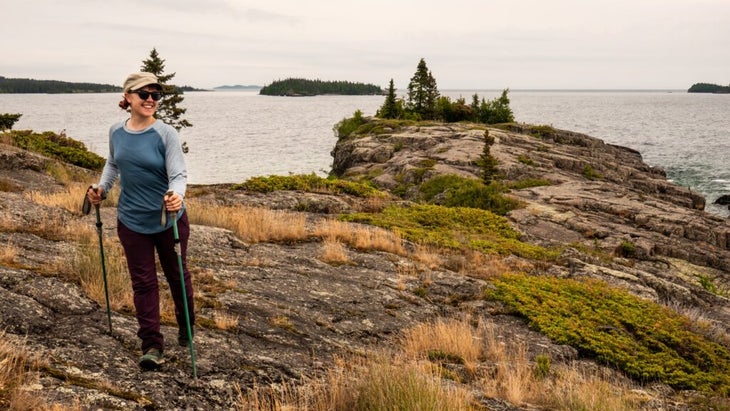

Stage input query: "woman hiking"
[{"left": 86, "top": 72, "right": 194, "bottom": 370}]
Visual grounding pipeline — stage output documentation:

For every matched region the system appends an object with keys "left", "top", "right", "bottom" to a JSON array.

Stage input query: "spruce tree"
[
  {"left": 140, "top": 48, "right": 192, "bottom": 134},
  {"left": 406, "top": 58, "right": 439, "bottom": 120},
  {"left": 479, "top": 130, "right": 499, "bottom": 184},
  {"left": 377, "top": 79, "right": 399, "bottom": 119}
]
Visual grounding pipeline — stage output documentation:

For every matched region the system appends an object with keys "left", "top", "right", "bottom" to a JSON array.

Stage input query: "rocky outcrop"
[
  {"left": 2, "top": 118, "right": 730, "bottom": 409},
  {"left": 331, "top": 122, "right": 730, "bottom": 325}
]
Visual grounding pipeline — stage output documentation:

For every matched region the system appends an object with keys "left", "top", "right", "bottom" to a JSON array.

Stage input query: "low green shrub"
[
  {"left": 7, "top": 130, "right": 105, "bottom": 171},
  {"left": 341, "top": 204, "right": 559, "bottom": 260},
  {"left": 489, "top": 273, "right": 730, "bottom": 394},
  {"left": 583, "top": 164, "right": 603, "bottom": 180},
  {"left": 517, "top": 154, "right": 535, "bottom": 166},
  {"left": 334, "top": 110, "right": 366, "bottom": 139},
  {"left": 231, "top": 173, "right": 384, "bottom": 198},
  {"left": 507, "top": 178, "right": 551, "bottom": 190},
  {"left": 419, "top": 175, "right": 522, "bottom": 216}
]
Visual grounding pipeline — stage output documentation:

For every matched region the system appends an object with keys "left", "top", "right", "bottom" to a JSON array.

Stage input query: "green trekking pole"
[
  {"left": 165, "top": 190, "right": 197, "bottom": 382},
  {"left": 82, "top": 185, "right": 113, "bottom": 334}
]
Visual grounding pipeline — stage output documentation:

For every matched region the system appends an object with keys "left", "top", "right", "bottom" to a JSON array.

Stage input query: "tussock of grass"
[
  {"left": 187, "top": 200, "right": 308, "bottom": 243},
  {"left": 0, "top": 241, "right": 19, "bottom": 266},
  {"left": 401, "top": 317, "right": 482, "bottom": 373},
  {"left": 67, "top": 233, "right": 133, "bottom": 312},
  {"left": 26, "top": 183, "right": 90, "bottom": 215},
  {"left": 0, "top": 332, "right": 65, "bottom": 410},
  {"left": 341, "top": 204, "right": 559, "bottom": 260},
  {"left": 237, "top": 355, "right": 474, "bottom": 411},
  {"left": 489, "top": 273, "right": 730, "bottom": 395},
  {"left": 317, "top": 238, "right": 350, "bottom": 265}
]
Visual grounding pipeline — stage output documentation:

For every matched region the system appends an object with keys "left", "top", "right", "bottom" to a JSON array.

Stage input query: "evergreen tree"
[
  {"left": 140, "top": 48, "right": 192, "bottom": 134},
  {"left": 479, "top": 130, "right": 500, "bottom": 184},
  {"left": 478, "top": 89, "right": 514, "bottom": 124},
  {"left": 470, "top": 94, "right": 480, "bottom": 122},
  {"left": 0, "top": 113, "right": 22, "bottom": 131},
  {"left": 406, "top": 58, "right": 439, "bottom": 120},
  {"left": 377, "top": 79, "right": 400, "bottom": 119}
]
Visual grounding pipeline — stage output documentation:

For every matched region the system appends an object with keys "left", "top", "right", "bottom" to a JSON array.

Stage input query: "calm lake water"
[{"left": 2, "top": 90, "right": 729, "bottom": 216}]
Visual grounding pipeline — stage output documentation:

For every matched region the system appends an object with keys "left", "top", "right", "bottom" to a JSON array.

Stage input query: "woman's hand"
[
  {"left": 164, "top": 191, "right": 183, "bottom": 212},
  {"left": 86, "top": 186, "right": 104, "bottom": 205}
]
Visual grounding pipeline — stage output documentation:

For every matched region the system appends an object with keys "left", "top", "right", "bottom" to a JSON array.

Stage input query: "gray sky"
[{"left": 2, "top": 0, "right": 729, "bottom": 90}]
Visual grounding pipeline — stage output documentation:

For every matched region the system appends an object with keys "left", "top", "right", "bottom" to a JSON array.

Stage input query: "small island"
[
  {"left": 687, "top": 82, "right": 730, "bottom": 93},
  {"left": 259, "top": 78, "right": 384, "bottom": 96},
  {"left": 213, "top": 84, "right": 262, "bottom": 91}
]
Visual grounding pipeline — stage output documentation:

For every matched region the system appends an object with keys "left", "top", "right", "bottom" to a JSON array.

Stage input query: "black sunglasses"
[{"left": 131, "top": 90, "right": 163, "bottom": 101}]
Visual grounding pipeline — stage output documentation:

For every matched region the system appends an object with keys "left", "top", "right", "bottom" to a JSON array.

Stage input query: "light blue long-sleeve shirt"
[{"left": 99, "top": 119, "right": 187, "bottom": 234}]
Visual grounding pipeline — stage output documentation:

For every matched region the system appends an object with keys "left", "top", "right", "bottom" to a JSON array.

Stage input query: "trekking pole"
[
  {"left": 165, "top": 190, "right": 197, "bottom": 382},
  {"left": 82, "top": 185, "right": 113, "bottom": 334}
]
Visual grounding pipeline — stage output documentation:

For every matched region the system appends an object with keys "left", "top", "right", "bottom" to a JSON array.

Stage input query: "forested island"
[
  {"left": 0, "top": 76, "right": 205, "bottom": 93},
  {"left": 259, "top": 78, "right": 384, "bottom": 96},
  {"left": 0, "top": 76, "right": 120, "bottom": 93},
  {"left": 687, "top": 82, "right": 730, "bottom": 93}
]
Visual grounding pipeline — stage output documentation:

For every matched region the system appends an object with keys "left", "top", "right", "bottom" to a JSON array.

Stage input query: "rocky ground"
[{"left": 1, "top": 122, "right": 729, "bottom": 410}]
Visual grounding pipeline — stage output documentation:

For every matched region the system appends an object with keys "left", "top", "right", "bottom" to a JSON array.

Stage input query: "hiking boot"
[
  {"left": 139, "top": 348, "right": 164, "bottom": 370},
  {"left": 178, "top": 328, "right": 194, "bottom": 347}
]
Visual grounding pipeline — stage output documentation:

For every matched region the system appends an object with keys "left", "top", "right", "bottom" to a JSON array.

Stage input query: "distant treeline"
[
  {"left": 688, "top": 83, "right": 730, "bottom": 94},
  {"left": 260, "top": 78, "right": 384, "bottom": 96},
  {"left": 0, "top": 76, "right": 121, "bottom": 93}
]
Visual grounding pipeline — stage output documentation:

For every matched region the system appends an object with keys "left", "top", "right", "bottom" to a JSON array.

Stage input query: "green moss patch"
[
  {"left": 342, "top": 204, "right": 559, "bottom": 260},
  {"left": 231, "top": 173, "right": 385, "bottom": 198}
]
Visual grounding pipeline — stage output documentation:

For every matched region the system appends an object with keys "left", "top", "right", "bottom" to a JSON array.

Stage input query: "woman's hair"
[{"left": 118, "top": 96, "right": 130, "bottom": 110}]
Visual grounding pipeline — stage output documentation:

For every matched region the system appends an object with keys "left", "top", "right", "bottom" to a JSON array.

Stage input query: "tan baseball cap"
[{"left": 123, "top": 72, "right": 162, "bottom": 92}]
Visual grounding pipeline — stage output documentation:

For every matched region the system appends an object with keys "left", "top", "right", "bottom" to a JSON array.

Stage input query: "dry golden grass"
[
  {"left": 477, "top": 319, "right": 642, "bottom": 410},
  {"left": 214, "top": 310, "right": 240, "bottom": 330},
  {"left": 187, "top": 200, "right": 308, "bottom": 243},
  {"left": 269, "top": 315, "right": 297, "bottom": 333},
  {"left": 0, "top": 206, "right": 96, "bottom": 245},
  {"left": 25, "top": 183, "right": 89, "bottom": 215},
  {"left": 313, "top": 219, "right": 405, "bottom": 256},
  {"left": 238, "top": 316, "right": 646, "bottom": 410},
  {"left": 440, "top": 249, "right": 516, "bottom": 279},
  {"left": 0, "top": 132, "right": 13, "bottom": 146},
  {"left": 412, "top": 244, "right": 443, "bottom": 269},
  {"left": 536, "top": 366, "right": 643, "bottom": 411},
  {"left": 25, "top": 183, "right": 119, "bottom": 217},
  {"left": 237, "top": 355, "right": 474, "bottom": 411},
  {"left": 66, "top": 234, "right": 133, "bottom": 312},
  {"left": 402, "top": 316, "right": 483, "bottom": 374},
  {"left": 352, "top": 195, "right": 389, "bottom": 213},
  {"left": 0, "top": 240, "right": 19, "bottom": 265},
  {"left": 317, "top": 238, "right": 350, "bottom": 265},
  {"left": 0, "top": 332, "right": 84, "bottom": 411}
]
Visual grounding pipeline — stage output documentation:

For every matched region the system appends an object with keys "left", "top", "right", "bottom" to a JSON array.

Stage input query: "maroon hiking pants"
[{"left": 117, "top": 211, "right": 195, "bottom": 353}]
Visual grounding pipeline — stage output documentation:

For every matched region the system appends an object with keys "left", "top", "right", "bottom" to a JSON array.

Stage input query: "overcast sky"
[{"left": 2, "top": 0, "right": 729, "bottom": 90}]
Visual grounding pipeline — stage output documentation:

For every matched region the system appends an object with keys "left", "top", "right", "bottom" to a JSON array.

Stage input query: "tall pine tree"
[
  {"left": 377, "top": 79, "right": 400, "bottom": 119},
  {"left": 140, "top": 48, "right": 192, "bottom": 134},
  {"left": 406, "top": 58, "right": 439, "bottom": 120}
]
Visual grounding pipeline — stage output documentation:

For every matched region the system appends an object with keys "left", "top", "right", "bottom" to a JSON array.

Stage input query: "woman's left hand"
[{"left": 164, "top": 191, "right": 183, "bottom": 212}]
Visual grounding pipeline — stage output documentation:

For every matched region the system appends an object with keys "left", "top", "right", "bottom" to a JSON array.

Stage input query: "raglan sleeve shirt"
[{"left": 98, "top": 120, "right": 187, "bottom": 234}]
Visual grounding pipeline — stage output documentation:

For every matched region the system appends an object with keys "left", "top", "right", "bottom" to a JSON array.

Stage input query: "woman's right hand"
[{"left": 86, "top": 186, "right": 104, "bottom": 205}]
